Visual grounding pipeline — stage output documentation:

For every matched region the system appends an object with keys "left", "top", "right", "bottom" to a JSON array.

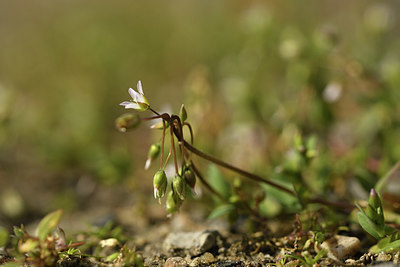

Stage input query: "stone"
[
  {"left": 164, "top": 256, "right": 188, "bottom": 267},
  {"left": 189, "top": 253, "right": 215, "bottom": 266},
  {"left": 376, "top": 252, "right": 392, "bottom": 262},
  {"left": 163, "top": 230, "right": 219, "bottom": 256},
  {"left": 321, "top": 235, "right": 361, "bottom": 261}
]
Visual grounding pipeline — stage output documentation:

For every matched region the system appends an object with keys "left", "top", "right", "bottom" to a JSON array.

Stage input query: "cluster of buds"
[{"left": 153, "top": 164, "right": 197, "bottom": 213}]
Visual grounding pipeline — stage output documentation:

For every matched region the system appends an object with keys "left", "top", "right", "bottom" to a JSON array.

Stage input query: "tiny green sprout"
[
  {"left": 115, "top": 113, "right": 141, "bottom": 132},
  {"left": 182, "top": 165, "right": 196, "bottom": 189},
  {"left": 145, "top": 143, "right": 161, "bottom": 170},
  {"left": 120, "top": 80, "right": 149, "bottom": 111},
  {"left": 356, "top": 188, "right": 395, "bottom": 240},
  {"left": 166, "top": 190, "right": 181, "bottom": 214},
  {"left": 179, "top": 104, "right": 187, "bottom": 122},
  {"left": 153, "top": 170, "right": 168, "bottom": 202},
  {"left": 172, "top": 175, "right": 187, "bottom": 200}
]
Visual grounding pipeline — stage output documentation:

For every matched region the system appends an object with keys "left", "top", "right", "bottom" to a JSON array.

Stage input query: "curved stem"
[
  {"left": 183, "top": 122, "right": 194, "bottom": 145},
  {"left": 307, "top": 197, "right": 355, "bottom": 213},
  {"left": 170, "top": 121, "right": 179, "bottom": 174},
  {"left": 171, "top": 115, "right": 186, "bottom": 168},
  {"left": 182, "top": 140, "right": 296, "bottom": 196},
  {"left": 160, "top": 120, "right": 166, "bottom": 169},
  {"left": 190, "top": 162, "right": 225, "bottom": 202}
]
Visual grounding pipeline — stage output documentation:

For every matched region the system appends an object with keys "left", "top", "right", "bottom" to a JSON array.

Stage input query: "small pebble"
[
  {"left": 190, "top": 252, "right": 215, "bottom": 266},
  {"left": 376, "top": 252, "right": 392, "bottom": 262},
  {"left": 163, "top": 230, "right": 219, "bottom": 256},
  {"left": 165, "top": 256, "right": 188, "bottom": 267},
  {"left": 321, "top": 235, "right": 361, "bottom": 261}
]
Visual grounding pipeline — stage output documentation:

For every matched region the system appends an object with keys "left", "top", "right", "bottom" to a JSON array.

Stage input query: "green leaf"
[
  {"left": 356, "top": 211, "right": 385, "bottom": 239},
  {"left": 207, "top": 164, "right": 231, "bottom": 201},
  {"left": 370, "top": 238, "right": 400, "bottom": 253},
  {"left": 208, "top": 204, "right": 235, "bottom": 220},
  {"left": 375, "top": 161, "right": 400, "bottom": 193},
  {"left": 13, "top": 226, "right": 25, "bottom": 238},
  {"left": 0, "top": 226, "right": 9, "bottom": 247},
  {"left": 105, "top": 252, "right": 120, "bottom": 262},
  {"left": 1, "top": 262, "right": 21, "bottom": 267},
  {"left": 37, "top": 209, "right": 63, "bottom": 241}
]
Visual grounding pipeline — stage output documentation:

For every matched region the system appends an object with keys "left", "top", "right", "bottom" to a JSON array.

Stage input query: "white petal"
[
  {"left": 144, "top": 158, "right": 151, "bottom": 170},
  {"left": 120, "top": 101, "right": 132, "bottom": 106},
  {"left": 128, "top": 88, "right": 139, "bottom": 101},
  {"left": 124, "top": 102, "right": 141, "bottom": 109},
  {"left": 137, "top": 80, "right": 144, "bottom": 95},
  {"left": 154, "top": 188, "right": 158, "bottom": 199},
  {"left": 136, "top": 93, "right": 146, "bottom": 103}
]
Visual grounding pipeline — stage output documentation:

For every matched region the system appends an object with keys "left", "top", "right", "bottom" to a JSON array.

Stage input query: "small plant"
[
  {"left": 4, "top": 210, "right": 83, "bottom": 266},
  {"left": 356, "top": 188, "right": 400, "bottom": 253},
  {"left": 116, "top": 81, "right": 354, "bottom": 217}
]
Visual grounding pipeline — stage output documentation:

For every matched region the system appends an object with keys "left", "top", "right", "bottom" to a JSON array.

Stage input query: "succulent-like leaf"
[{"left": 37, "top": 209, "right": 63, "bottom": 242}]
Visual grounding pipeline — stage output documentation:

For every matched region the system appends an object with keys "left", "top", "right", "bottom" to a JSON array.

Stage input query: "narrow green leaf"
[
  {"left": 356, "top": 211, "right": 385, "bottom": 239},
  {"left": 37, "top": 209, "right": 63, "bottom": 241},
  {"left": 105, "top": 252, "right": 120, "bottom": 262},
  {"left": 375, "top": 160, "right": 400, "bottom": 193},
  {"left": 207, "top": 164, "right": 231, "bottom": 201},
  {"left": 208, "top": 204, "right": 235, "bottom": 220}
]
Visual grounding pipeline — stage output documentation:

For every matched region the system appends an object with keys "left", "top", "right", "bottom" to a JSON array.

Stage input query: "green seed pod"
[
  {"left": 179, "top": 104, "right": 187, "bottom": 123},
  {"left": 153, "top": 170, "right": 168, "bottom": 201},
  {"left": 166, "top": 191, "right": 181, "bottom": 214},
  {"left": 182, "top": 165, "right": 196, "bottom": 189},
  {"left": 148, "top": 143, "right": 161, "bottom": 160},
  {"left": 172, "top": 175, "right": 186, "bottom": 200},
  {"left": 115, "top": 113, "right": 141, "bottom": 132},
  {"left": 145, "top": 143, "right": 161, "bottom": 170}
]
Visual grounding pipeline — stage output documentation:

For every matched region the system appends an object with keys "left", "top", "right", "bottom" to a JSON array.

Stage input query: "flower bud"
[
  {"left": 366, "top": 188, "right": 384, "bottom": 227},
  {"left": 179, "top": 104, "right": 187, "bottom": 122},
  {"left": 166, "top": 191, "right": 181, "bottom": 214},
  {"left": 115, "top": 113, "right": 141, "bottom": 132},
  {"left": 145, "top": 143, "right": 161, "bottom": 170},
  {"left": 172, "top": 175, "right": 186, "bottom": 200},
  {"left": 368, "top": 188, "right": 382, "bottom": 210},
  {"left": 182, "top": 166, "right": 196, "bottom": 189},
  {"left": 150, "top": 120, "right": 169, "bottom": 130},
  {"left": 153, "top": 170, "right": 168, "bottom": 202}
]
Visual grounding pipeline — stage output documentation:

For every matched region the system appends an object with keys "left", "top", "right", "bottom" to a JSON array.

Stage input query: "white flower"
[{"left": 120, "top": 80, "right": 150, "bottom": 111}]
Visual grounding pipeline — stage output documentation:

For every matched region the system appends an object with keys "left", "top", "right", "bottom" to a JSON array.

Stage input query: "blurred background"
[{"left": 1, "top": 1, "right": 400, "bottom": 230}]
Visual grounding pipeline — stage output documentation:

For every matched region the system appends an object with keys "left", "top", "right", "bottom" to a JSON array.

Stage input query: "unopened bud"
[
  {"left": 153, "top": 170, "right": 168, "bottom": 202},
  {"left": 115, "top": 113, "right": 141, "bottom": 132},
  {"left": 369, "top": 188, "right": 382, "bottom": 210},
  {"left": 145, "top": 143, "right": 161, "bottom": 170},
  {"left": 179, "top": 104, "right": 187, "bottom": 123},
  {"left": 150, "top": 120, "right": 169, "bottom": 130},
  {"left": 172, "top": 175, "right": 186, "bottom": 200},
  {"left": 166, "top": 191, "right": 181, "bottom": 214},
  {"left": 182, "top": 166, "right": 196, "bottom": 189}
]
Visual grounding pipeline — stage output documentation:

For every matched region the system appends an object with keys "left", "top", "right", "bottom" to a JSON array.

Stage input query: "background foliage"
[{"left": 1, "top": 0, "right": 400, "bottom": 228}]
